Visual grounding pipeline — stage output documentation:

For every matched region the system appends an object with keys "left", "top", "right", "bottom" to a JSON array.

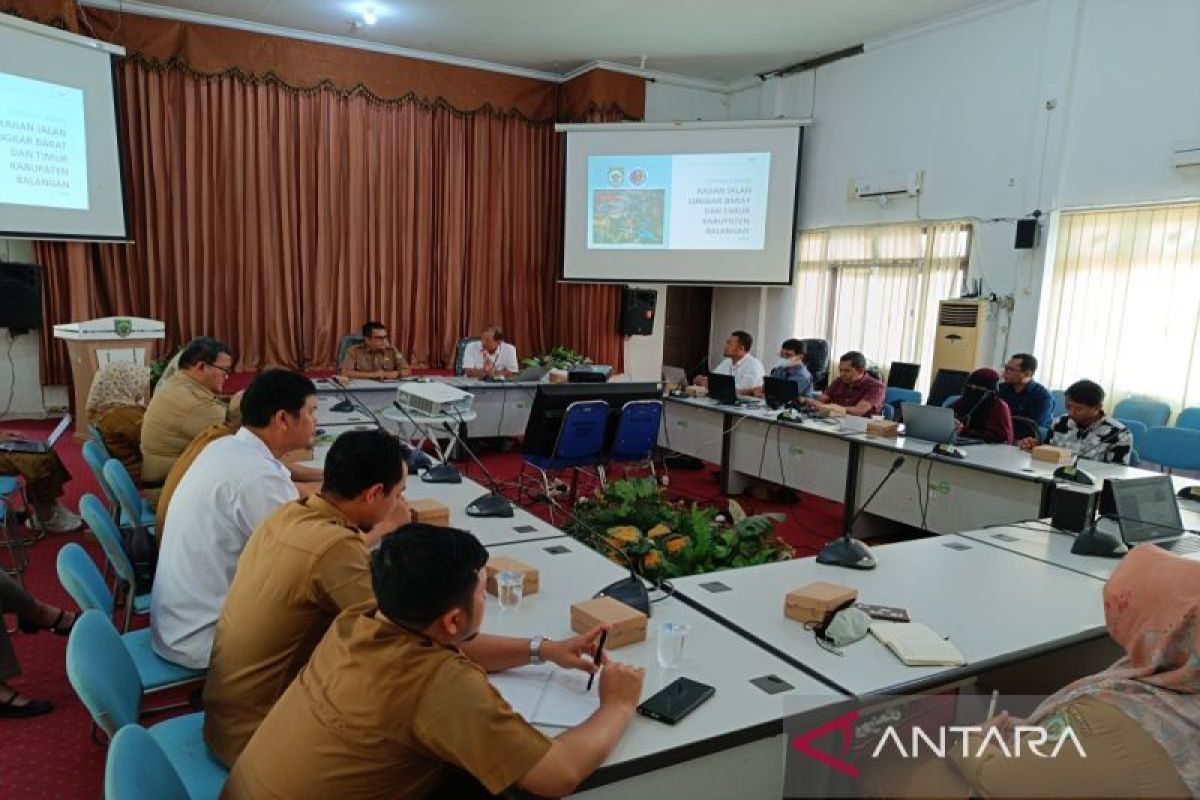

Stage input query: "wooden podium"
[{"left": 53, "top": 317, "right": 165, "bottom": 441}]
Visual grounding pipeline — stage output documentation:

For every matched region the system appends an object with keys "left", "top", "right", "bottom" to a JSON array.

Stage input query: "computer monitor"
[
  {"left": 1100, "top": 476, "right": 1185, "bottom": 545},
  {"left": 707, "top": 373, "right": 738, "bottom": 404},
  {"left": 763, "top": 376, "right": 799, "bottom": 409},
  {"left": 521, "top": 382, "right": 663, "bottom": 458},
  {"left": 887, "top": 362, "right": 920, "bottom": 390},
  {"left": 927, "top": 369, "right": 969, "bottom": 407}
]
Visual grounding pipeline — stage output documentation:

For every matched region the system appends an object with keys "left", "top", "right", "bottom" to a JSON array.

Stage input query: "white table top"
[
  {"left": 314, "top": 394, "right": 378, "bottom": 427},
  {"left": 478, "top": 539, "right": 842, "bottom": 786},
  {"left": 313, "top": 376, "right": 403, "bottom": 392},
  {"left": 670, "top": 535, "right": 1106, "bottom": 697}
]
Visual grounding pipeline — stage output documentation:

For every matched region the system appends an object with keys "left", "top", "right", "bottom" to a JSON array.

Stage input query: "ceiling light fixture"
[{"left": 361, "top": 6, "right": 378, "bottom": 25}]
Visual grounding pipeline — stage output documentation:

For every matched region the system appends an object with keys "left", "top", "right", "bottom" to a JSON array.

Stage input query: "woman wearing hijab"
[
  {"left": 87, "top": 361, "right": 152, "bottom": 485},
  {"left": 865, "top": 545, "right": 1196, "bottom": 797},
  {"left": 950, "top": 367, "right": 1013, "bottom": 444}
]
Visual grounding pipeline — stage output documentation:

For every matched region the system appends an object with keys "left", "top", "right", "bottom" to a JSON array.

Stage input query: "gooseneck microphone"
[
  {"left": 442, "top": 408, "right": 514, "bottom": 518},
  {"left": 391, "top": 400, "right": 462, "bottom": 484},
  {"left": 817, "top": 456, "right": 906, "bottom": 570}
]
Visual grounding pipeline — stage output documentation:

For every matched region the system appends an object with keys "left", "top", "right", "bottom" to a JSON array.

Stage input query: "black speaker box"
[
  {"left": 619, "top": 287, "right": 657, "bottom": 336},
  {"left": 1051, "top": 486, "right": 1098, "bottom": 533},
  {"left": 0, "top": 262, "right": 42, "bottom": 332},
  {"left": 1014, "top": 218, "right": 1039, "bottom": 250}
]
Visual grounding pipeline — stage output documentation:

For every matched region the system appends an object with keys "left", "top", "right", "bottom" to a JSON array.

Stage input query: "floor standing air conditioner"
[{"left": 931, "top": 299, "right": 994, "bottom": 375}]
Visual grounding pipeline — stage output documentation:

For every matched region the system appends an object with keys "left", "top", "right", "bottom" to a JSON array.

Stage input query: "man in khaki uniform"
[
  {"left": 339, "top": 321, "right": 409, "bottom": 380},
  {"left": 224, "top": 525, "right": 645, "bottom": 799},
  {"left": 140, "top": 337, "right": 232, "bottom": 485}
]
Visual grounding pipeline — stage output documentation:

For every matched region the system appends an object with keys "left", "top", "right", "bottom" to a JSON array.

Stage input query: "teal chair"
[
  {"left": 68, "top": 612, "right": 227, "bottom": 799},
  {"left": 78, "top": 494, "right": 151, "bottom": 632},
  {"left": 941, "top": 394, "right": 961, "bottom": 408},
  {"left": 885, "top": 388, "right": 922, "bottom": 422},
  {"left": 102, "top": 458, "right": 157, "bottom": 542},
  {"left": 1113, "top": 397, "right": 1171, "bottom": 429},
  {"left": 1050, "top": 390, "right": 1067, "bottom": 418},
  {"left": 1175, "top": 407, "right": 1200, "bottom": 431},
  {"left": 106, "top": 725, "right": 199, "bottom": 800},
  {"left": 57, "top": 543, "right": 204, "bottom": 700},
  {"left": 1139, "top": 427, "right": 1200, "bottom": 473},
  {"left": 1115, "top": 418, "right": 1149, "bottom": 448},
  {"left": 82, "top": 440, "right": 154, "bottom": 531}
]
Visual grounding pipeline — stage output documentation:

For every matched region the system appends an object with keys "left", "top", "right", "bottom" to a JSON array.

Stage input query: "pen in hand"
[{"left": 586, "top": 629, "right": 609, "bottom": 692}]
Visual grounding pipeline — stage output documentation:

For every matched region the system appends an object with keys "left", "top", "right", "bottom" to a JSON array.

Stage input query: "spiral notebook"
[
  {"left": 489, "top": 665, "right": 600, "bottom": 728},
  {"left": 870, "top": 621, "right": 965, "bottom": 667}
]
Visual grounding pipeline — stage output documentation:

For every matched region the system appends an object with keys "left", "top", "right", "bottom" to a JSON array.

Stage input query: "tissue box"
[
  {"left": 548, "top": 369, "right": 569, "bottom": 384},
  {"left": 570, "top": 596, "right": 647, "bottom": 649},
  {"left": 685, "top": 385, "right": 708, "bottom": 398},
  {"left": 1032, "top": 445, "right": 1075, "bottom": 465},
  {"left": 867, "top": 419, "right": 900, "bottom": 438},
  {"left": 485, "top": 556, "right": 539, "bottom": 596},
  {"left": 409, "top": 498, "right": 451, "bottom": 526},
  {"left": 784, "top": 581, "right": 858, "bottom": 625},
  {"left": 815, "top": 403, "right": 847, "bottom": 418}
]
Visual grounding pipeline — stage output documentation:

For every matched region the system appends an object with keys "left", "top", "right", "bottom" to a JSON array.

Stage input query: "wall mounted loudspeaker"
[
  {"left": 619, "top": 287, "right": 658, "bottom": 336},
  {"left": 1014, "top": 218, "right": 1038, "bottom": 250}
]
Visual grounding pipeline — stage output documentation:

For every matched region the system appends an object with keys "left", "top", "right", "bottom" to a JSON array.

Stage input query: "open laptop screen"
[{"left": 1107, "top": 476, "right": 1185, "bottom": 544}]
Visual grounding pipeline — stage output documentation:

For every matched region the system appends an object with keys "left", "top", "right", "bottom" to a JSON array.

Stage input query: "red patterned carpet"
[{"left": 0, "top": 410, "right": 842, "bottom": 799}]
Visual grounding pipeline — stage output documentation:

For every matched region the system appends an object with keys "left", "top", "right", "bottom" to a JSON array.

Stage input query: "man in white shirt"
[
  {"left": 695, "top": 330, "right": 765, "bottom": 396},
  {"left": 462, "top": 325, "right": 519, "bottom": 379},
  {"left": 151, "top": 369, "right": 319, "bottom": 668}
]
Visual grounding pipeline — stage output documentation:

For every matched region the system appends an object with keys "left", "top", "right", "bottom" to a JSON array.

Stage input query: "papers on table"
[
  {"left": 870, "top": 622, "right": 966, "bottom": 667},
  {"left": 489, "top": 665, "right": 600, "bottom": 728}
]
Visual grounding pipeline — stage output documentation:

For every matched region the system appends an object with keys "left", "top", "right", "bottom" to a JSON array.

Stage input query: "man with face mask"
[
  {"left": 759, "top": 338, "right": 813, "bottom": 398},
  {"left": 225, "top": 524, "right": 646, "bottom": 799}
]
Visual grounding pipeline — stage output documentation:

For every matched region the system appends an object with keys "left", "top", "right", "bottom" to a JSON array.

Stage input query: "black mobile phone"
[
  {"left": 855, "top": 603, "right": 911, "bottom": 623},
  {"left": 636, "top": 677, "right": 715, "bottom": 725}
]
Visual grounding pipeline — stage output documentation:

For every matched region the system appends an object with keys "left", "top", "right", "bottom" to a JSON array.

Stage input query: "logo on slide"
[
  {"left": 629, "top": 167, "right": 647, "bottom": 186},
  {"left": 606, "top": 166, "right": 625, "bottom": 186}
]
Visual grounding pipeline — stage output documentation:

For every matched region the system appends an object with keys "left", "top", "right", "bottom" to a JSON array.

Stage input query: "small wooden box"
[
  {"left": 815, "top": 403, "right": 847, "bottom": 418},
  {"left": 685, "top": 385, "right": 708, "bottom": 398},
  {"left": 866, "top": 419, "right": 900, "bottom": 438},
  {"left": 485, "top": 556, "right": 539, "bottom": 597},
  {"left": 1032, "top": 445, "right": 1074, "bottom": 465},
  {"left": 784, "top": 581, "right": 858, "bottom": 625},
  {"left": 548, "top": 369, "right": 569, "bottom": 384},
  {"left": 409, "top": 498, "right": 451, "bottom": 526},
  {"left": 570, "top": 596, "right": 648, "bottom": 649}
]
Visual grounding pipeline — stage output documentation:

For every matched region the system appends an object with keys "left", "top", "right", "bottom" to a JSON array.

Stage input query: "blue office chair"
[
  {"left": 880, "top": 404, "right": 896, "bottom": 421},
  {"left": 607, "top": 400, "right": 664, "bottom": 481},
  {"left": 1113, "top": 397, "right": 1171, "bottom": 430},
  {"left": 68, "top": 612, "right": 227, "bottom": 797},
  {"left": 57, "top": 543, "right": 204, "bottom": 701},
  {"left": 885, "top": 388, "right": 922, "bottom": 422},
  {"left": 453, "top": 336, "right": 481, "bottom": 376},
  {"left": 941, "top": 394, "right": 961, "bottom": 408},
  {"left": 79, "top": 494, "right": 151, "bottom": 632},
  {"left": 1115, "top": 418, "right": 1149, "bottom": 448},
  {"left": 517, "top": 400, "right": 610, "bottom": 520},
  {"left": 82, "top": 440, "right": 153, "bottom": 531},
  {"left": 1138, "top": 427, "right": 1200, "bottom": 473},
  {"left": 102, "top": 458, "right": 156, "bottom": 541},
  {"left": 1050, "top": 390, "right": 1067, "bottom": 418},
  {"left": 335, "top": 334, "right": 365, "bottom": 369},
  {"left": 1175, "top": 407, "right": 1200, "bottom": 431}
]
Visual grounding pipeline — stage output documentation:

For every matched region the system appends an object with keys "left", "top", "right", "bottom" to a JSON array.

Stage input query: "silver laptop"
[
  {"left": 1106, "top": 475, "right": 1200, "bottom": 555},
  {"left": 900, "top": 403, "right": 956, "bottom": 444},
  {"left": 513, "top": 365, "right": 549, "bottom": 383},
  {"left": 661, "top": 366, "right": 688, "bottom": 387},
  {"left": 0, "top": 414, "right": 72, "bottom": 454}
]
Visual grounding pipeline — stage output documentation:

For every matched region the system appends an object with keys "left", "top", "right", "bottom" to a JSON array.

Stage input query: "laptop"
[
  {"left": 0, "top": 414, "right": 72, "bottom": 454},
  {"left": 707, "top": 373, "right": 749, "bottom": 406},
  {"left": 513, "top": 365, "right": 549, "bottom": 383},
  {"left": 900, "top": 403, "right": 956, "bottom": 444},
  {"left": 763, "top": 376, "right": 800, "bottom": 410},
  {"left": 1103, "top": 475, "right": 1200, "bottom": 555}
]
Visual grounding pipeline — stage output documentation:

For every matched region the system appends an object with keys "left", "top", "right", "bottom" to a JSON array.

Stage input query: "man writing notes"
[
  {"left": 695, "top": 330, "right": 765, "bottom": 397},
  {"left": 224, "top": 524, "right": 645, "bottom": 799},
  {"left": 340, "top": 321, "right": 409, "bottom": 380},
  {"left": 802, "top": 351, "right": 885, "bottom": 416},
  {"left": 462, "top": 325, "right": 519, "bottom": 379}
]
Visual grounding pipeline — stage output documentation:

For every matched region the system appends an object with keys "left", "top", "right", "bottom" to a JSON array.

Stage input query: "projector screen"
[
  {"left": 559, "top": 121, "right": 804, "bottom": 285},
  {"left": 0, "top": 14, "right": 128, "bottom": 241}
]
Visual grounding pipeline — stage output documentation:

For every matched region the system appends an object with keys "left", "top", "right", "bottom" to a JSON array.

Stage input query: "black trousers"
[{"left": 0, "top": 570, "right": 35, "bottom": 681}]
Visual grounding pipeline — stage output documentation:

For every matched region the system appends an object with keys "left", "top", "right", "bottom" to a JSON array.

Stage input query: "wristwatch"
[{"left": 529, "top": 636, "right": 550, "bottom": 665}]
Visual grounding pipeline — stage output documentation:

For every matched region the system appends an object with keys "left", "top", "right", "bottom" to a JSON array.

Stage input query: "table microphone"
[
  {"left": 1054, "top": 454, "right": 1095, "bottom": 487},
  {"left": 443, "top": 408, "right": 514, "bottom": 518},
  {"left": 816, "top": 456, "right": 906, "bottom": 570},
  {"left": 327, "top": 378, "right": 357, "bottom": 414},
  {"left": 390, "top": 401, "right": 462, "bottom": 484},
  {"left": 936, "top": 389, "right": 993, "bottom": 459}
]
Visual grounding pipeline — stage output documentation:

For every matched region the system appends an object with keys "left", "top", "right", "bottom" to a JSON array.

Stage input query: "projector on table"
[{"left": 394, "top": 382, "right": 474, "bottom": 417}]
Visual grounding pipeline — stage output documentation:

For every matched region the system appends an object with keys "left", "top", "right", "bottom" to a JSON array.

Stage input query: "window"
[
  {"left": 1041, "top": 203, "right": 1200, "bottom": 413},
  {"left": 793, "top": 222, "right": 971, "bottom": 392}
]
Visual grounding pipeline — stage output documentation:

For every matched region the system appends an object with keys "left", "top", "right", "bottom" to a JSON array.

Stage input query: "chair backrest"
[
  {"left": 1113, "top": 397, "right": 1171, "bottom": 429},
  {"left": 1050, "top": 389, "right": 1067, "bottom": 417},
  {"left": 336, "top": 334, "right": 365, "bottom": 368},
  {"left": 102, "top": 459, "right": 148, "bottom": 536},
  {"left": 82, "top": 439, "right": 120, "bottom": 510},
  {"left": 884, "top": 387, "right": 922, "bottom": 406},
  {"left": 1011, "top": 415, "right": 1041, "bottom": 442},
  {"left": 1174, "top": 407, "right": 1200, "bottom": 431},
  {"left": 553, "top": 401, "right": 611, "bottom": 461},
  {"left": 886, "top": 362, "right": 920, "bottom": 389},
  {"left": 1139, "top": 426, "right": 1200, "bottom": 471},
  {"left": 1115, "top": 418, "right": 1149, "bottom": 447},
  {"left": 57, "top": 542, "right": 115, "bottom": 618},
  {"left": 611, "top": 400, "right": 663, "bottom": 461},
  {"left": 66, "top": 610, "right": 142, "bottom": 738},
  {"left": 88, "top": 424, "right": 112, "bottom": 459},
  {"left": 105, "top": 725, "right": 192, "bottom": 800},
  {"left": 880, "top": 403, "right": 895, "bottom": 421},
  {"left": 453, "top": 337, "right": 481, "bottom": 376},
  {"left": 79, "top": 493, "right": 138, "bottom": 589},
  {"left": 941, "top": 394, "right": 961, "bottom": 408},
  {"left": 798, "top": 339, "right": 830, "bottom": 389}
]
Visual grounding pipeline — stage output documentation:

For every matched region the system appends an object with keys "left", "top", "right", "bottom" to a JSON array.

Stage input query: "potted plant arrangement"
[
  {"left": 521, "top": 345, "right": 593, "bottom": 370},
  {"left": 563, "top": 477, "right": 793, "bottom": 580}
]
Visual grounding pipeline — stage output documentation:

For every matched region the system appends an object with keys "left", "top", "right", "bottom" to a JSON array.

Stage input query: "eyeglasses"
[
  {"left": 368, "top": 335, "right": 389, "bottom": 341},
  {"left": 206, "top": 362, "right": 232, "bottom": 376}
]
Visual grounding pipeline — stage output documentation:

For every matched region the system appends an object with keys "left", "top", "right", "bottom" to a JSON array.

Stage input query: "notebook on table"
[
  {"left": 489, "top": 665, "right": 600, "bottom": 727},
  {"left": 870, "top": 621, "right": 965, "bottom": 667}
]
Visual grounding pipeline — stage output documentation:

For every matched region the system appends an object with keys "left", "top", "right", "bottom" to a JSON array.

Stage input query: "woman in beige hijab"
[{"left": 87, "top": 361, "right": 151, "bottom": 485}]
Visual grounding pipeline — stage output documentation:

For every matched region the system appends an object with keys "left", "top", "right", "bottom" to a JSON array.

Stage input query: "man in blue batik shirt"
[{"left": 757, "top": 338, "right": 813, "bottom": 398}]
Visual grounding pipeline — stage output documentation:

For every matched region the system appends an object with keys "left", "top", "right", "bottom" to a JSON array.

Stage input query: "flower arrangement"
[
  {"left": 521, "top": 346, "right": 593, "bottom": 370},
  {"left": 564, "top": 478, "right": 794, "bottom": 580}
]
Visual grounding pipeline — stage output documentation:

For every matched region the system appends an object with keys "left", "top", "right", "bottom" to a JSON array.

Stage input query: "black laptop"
[
  {"left": 763, "top": 376, "right": 800, "bottom": 410},
  {"left": 707, "top": 373, "right": 744, "bottom": 405}
]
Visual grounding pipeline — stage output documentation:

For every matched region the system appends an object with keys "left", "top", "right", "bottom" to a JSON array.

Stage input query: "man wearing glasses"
[
  {"left": 997, "top": 353, "right": 1054, "bottom": 431},
  {"left": 141, "top": 336, "right": 235, "bottom": 485},
  {"left": 340, "top": 321, "right": 409, "bottom": 381}
]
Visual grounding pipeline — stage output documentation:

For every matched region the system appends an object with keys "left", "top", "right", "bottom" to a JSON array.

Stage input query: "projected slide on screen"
[
  {"left": 587, "top": 153, "right": 770, "bottom": 250},
  {"left": 0, "top": 73, "right": 89, "bottom": 210}
]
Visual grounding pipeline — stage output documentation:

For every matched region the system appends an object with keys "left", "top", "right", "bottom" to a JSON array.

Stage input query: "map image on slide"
[{"left": 592, "top": 189, "right": 665, "bottom": 245}]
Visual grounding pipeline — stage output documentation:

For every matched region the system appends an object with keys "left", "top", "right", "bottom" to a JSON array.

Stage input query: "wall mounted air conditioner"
[
  {"left": 1172, "top": 140, "right": 1200, "bottom": 170},
  {"left": 849, "top": 170, "right": 923, "bottom": 199}
]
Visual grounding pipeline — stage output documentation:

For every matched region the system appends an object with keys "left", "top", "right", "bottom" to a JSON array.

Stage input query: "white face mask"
[{"left": 772, "top": 358, "right": 791, "bottom": 370}]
